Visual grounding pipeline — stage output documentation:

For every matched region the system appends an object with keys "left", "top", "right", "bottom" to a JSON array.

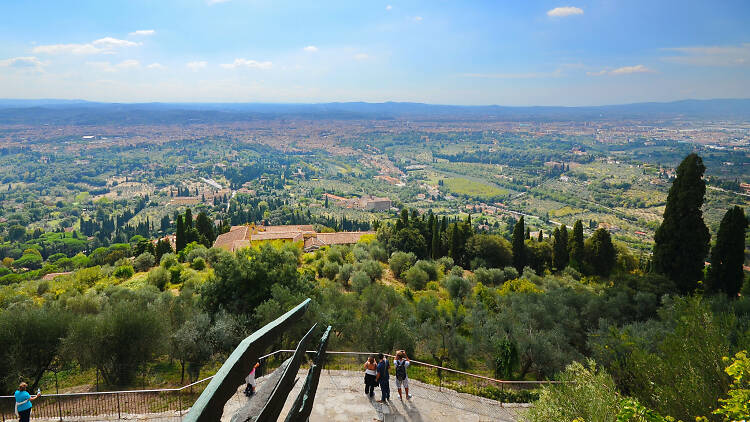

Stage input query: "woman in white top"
[{"left": 363, "top": 355, "right": 378, "bottom": 398}]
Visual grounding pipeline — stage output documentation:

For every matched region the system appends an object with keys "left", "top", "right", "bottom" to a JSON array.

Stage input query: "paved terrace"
[{"left": 221, "top": 369, "right": 526, "bottom": 422}]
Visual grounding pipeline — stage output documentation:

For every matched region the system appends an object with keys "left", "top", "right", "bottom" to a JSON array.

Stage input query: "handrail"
[
  {"left": 262, "top": 349, "right": 560, "bottom": 385},
  {"left": 0, "top": 348, "right": 554, "bottom": 401}
]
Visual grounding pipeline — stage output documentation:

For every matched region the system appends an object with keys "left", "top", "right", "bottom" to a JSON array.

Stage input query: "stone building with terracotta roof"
[{"left": 213, "top": 224, "right": 373, "bottom": 253}]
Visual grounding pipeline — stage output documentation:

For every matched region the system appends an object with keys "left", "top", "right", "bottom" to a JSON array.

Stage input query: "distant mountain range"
[{"left": 1, "top": 98, "right": 749, "bottom": 125}]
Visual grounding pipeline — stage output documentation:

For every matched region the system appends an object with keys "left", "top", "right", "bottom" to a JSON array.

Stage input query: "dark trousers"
[
  {"left": 364, "top": 374, "right": 376, "bottom": 396},
  {"left": 379, "top": 379, "right": 390, "bottom": 401},
  {"left": 18, "top": 408, "right": 31, "bottom": 422}
]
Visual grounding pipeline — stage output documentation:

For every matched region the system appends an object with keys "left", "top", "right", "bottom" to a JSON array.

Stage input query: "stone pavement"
[{"left": 222, "top": 369, "right": 527, "bottom": 422}]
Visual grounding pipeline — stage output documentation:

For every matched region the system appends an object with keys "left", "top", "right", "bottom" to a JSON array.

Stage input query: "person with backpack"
[
  {"left": 375, "top": 352, "right": 390, "bottom": 403},
  {"left": 394, "top": 350, "right": 413, "bottom": 400}
]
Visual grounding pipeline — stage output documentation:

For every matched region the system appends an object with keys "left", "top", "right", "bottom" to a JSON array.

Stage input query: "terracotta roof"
[
  {"left": 315, "top": 231, "right": 375, "bottom": 245},
  {"left": 214, "top": 226, "right": 250, "bottom": 251},
  {"left": 251, "top": 232, "right": 305, "bottom": 242},
  {"left": 255, "top": 224, "right": 315, "bottom": 233}
]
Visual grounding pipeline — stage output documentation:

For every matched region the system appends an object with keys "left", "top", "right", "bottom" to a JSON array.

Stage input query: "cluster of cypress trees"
[
  {"left": 653, "top": 153, "right": 747, "bottom": 296},
  {"left": 175, "top": 208, "right": 216, "bottom": 251}
]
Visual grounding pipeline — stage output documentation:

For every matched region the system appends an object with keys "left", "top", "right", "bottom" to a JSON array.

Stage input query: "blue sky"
[{"left": 0, "top": 0, "right": 748, "bottom": 105}]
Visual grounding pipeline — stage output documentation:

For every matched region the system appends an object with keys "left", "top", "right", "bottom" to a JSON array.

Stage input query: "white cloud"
[
  {"left": 661, "top": 43, "right": 750, "bottom": 66},
  {"left": 87, "top": 59, "right": 141, "bottom": 72},
  {"left": 220, "top": 58, "right": 272, "bottom": 69},
  {"left": 354, "top": 53, "right": 369, "bottom": 60},
  {"left": 587, "top": 64, "right": 652, "bottom": 76},
  {"left": 207, "top": 0, "right": 230, "bottom": 4},
  {"left": 147, "top": 62, "right": 166, "bottom": 70},
  {"left": 386, "top": 5, "right": 392, "bottom": 10},
  {"left": 547, "top": 6, "right": 584, "bottom": 17},
  {"left": 187, "top": 61, "right": 208, "bottom": 71},
  {"left": 129, "top": 29, "right": 155, "bottom": 36},
  {"left": 610, "top": 64, "right": 651, "bottom": 75},
  {"left": 33, "top": 37, "right": 139, "bottom": 55},
  {"left": 0, "top": 56, "right": 43, "bottom": 69},
  {"left": 413, "top": 16, "right": 423, "bottom": 21},
  {"left": 303, "top": 45, "right": 319, "bottom": 52}
]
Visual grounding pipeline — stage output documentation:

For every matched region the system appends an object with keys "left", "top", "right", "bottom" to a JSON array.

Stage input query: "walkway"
[{"left": 221, "top": 369, "right": 527, "bottom": 422}]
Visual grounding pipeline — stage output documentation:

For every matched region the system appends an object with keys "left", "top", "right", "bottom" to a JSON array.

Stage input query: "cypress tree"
[
  {"left": 570, "top": 220, "right": 585, "bottom": 270},
  {"left": 652, "top": 153, "right": 710, "bottom": 293},
  {"left": 175, "top": 215, "right": 186, "bottom": 252},
  {"left": 184, "top": 208, "right": 193, "bottom": 229},
  {"left": 553, "top": 225, "right": 569, "bottom": 271},
  {"left": 586, "top": 228, "right": 616, "bottom": 277},
  {"left": 707, "top": 206, "right": 748, "bottom": 296},
  {"left": 512, "top": 216, "right": 526, "bottom": 273},
  {"left": 431, "top": 222, "right": 440, "bottom": 259},
  {"left": 537, "top": 229, "right": 543, "bottom": 242}
]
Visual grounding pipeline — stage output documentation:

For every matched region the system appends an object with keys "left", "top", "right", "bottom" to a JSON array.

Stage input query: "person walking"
[
  {"left": 375, "top": 353, "right": 390, "bottom": 403},
  {"left": 14, "top": 382, "right": 40, "bottom": 422},
  {"left": 394, "top": 350, "right": 413, "bottom": 400},
  {"left": 363, "top": 355, "right": 378, "bottom": 398}
]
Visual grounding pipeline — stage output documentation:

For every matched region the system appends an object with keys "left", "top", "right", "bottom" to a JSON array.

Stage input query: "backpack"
[{"left": 395, "top": 360, "right": 407, "bottom": 381}]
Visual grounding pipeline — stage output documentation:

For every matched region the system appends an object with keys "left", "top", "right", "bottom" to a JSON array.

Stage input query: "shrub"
[
  {"left": 403, "top": 266, "right": 429, "bottom": 290},
  {"left": 527, "top": 360, "right": 620, "bottom": 422},
  {"left": 186, "top": 245, "right": 209, "bottom": 263},
  {"left": 191, "top": 257, "right": 206, "bottom": 271},
  {"left": 437, "top": 256, "right": 454, "bottom": 270},
  {"left": 321, "top": 261, "right": 341, "bottom": 280},
  {"left": 389, "top": 251, "right": 416, "bottom": 278},
  {"left": 160, "top": 253, "right": 179, "bottom": 269},
  {"left": 446, "top": 275, "right": 471, "bottom": 300},
  {"left": 357, "top": 260, "right": 383, "bottom": 281},
  {"left": 351, "top": 270, "right": 372, "bottom": 294},
  {"left": 113, "top": 265, "right": 135, "bottom": 279},
  {"left": 133, "top": 252, "right": 155, "bottom": 272},
  {"left": 474, "top": 267, "right": 505, "bottom": 286},
  {"left": 414, "top": 260, "right": 438, "bottom": 281},
  {"left": 147, "top": 267, "right": 170, "bottom": 290},
  {"left": 337, "top": 263, "right": 353, "bottom": 285}
]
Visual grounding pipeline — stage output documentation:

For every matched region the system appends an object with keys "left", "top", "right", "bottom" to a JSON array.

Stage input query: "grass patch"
[{"left": 442, "top": 177, "right": 508, "bottom": 199}]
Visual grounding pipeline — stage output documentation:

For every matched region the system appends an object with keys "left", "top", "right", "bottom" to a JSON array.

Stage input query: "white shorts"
[{"left": 395, "top": 377, "right": 409, "bottom": 389}]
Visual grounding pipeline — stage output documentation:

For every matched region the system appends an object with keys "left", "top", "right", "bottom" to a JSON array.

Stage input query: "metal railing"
[
  {"left": 0, "top": 376, "right": 213, "bottom": 422},
  {"left": 0, "top": 350, "right": 551, "bottom": 421}
]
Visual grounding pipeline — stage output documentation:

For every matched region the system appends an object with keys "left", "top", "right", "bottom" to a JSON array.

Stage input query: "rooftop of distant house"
[{"left": 213, "top": 224, "right": 374, "bottom": 252}]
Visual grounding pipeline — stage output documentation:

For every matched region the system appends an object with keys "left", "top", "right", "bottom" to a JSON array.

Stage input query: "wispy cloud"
[
  {"left": 33, "top": 37, "right": 139, "bottom": 55},
  {"left": 87, "top": 59, "right": 141, "bottom": 72},
  {"left": 147, "top": 62, "right": 166, "bottom": 70},
  {"left": 463, "top": 70, "right": 563, "bottom": 79},
  {"left": 386, "top": 5, "right": 392, "bottom": 11},
  {"left": 354, "top": 53, "right": 370, "bottom": 60},
  {"left": 220, "top": 58, "right": 272, "bottom": 69},
  {"left": 207, "top": 0, "right": 231, "bottom": 4},
  {"left": 303, "top": 45, "right": 318, "bottom": 52},
  {"left": 587, "top": 64, "right": 653, "bottom": 76},
  {"left": 547, "top": 6, "right": 583, "bottom": 17},
  {"left": 187, "top": 61, "right": 208, "bottom": 71},
  {"left": 413, "top": 16, "right": 423, "bottom": 22},
  {"left": 0, "top": 56, "right": 43, "bottom": 70},
  {"left": 129, "top": 29, "right": 155, "bottom": 36},
  {"left": 661, "top": 43, "right": 750, "bottom": 66}
]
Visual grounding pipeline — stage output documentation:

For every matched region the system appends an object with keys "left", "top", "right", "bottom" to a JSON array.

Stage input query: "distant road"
[
  {"left": 707, "top": 185, "right": 750, "bottom": 198},
  {"left": 201, "top": 177, "right": 223, "bottom": 190}
]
